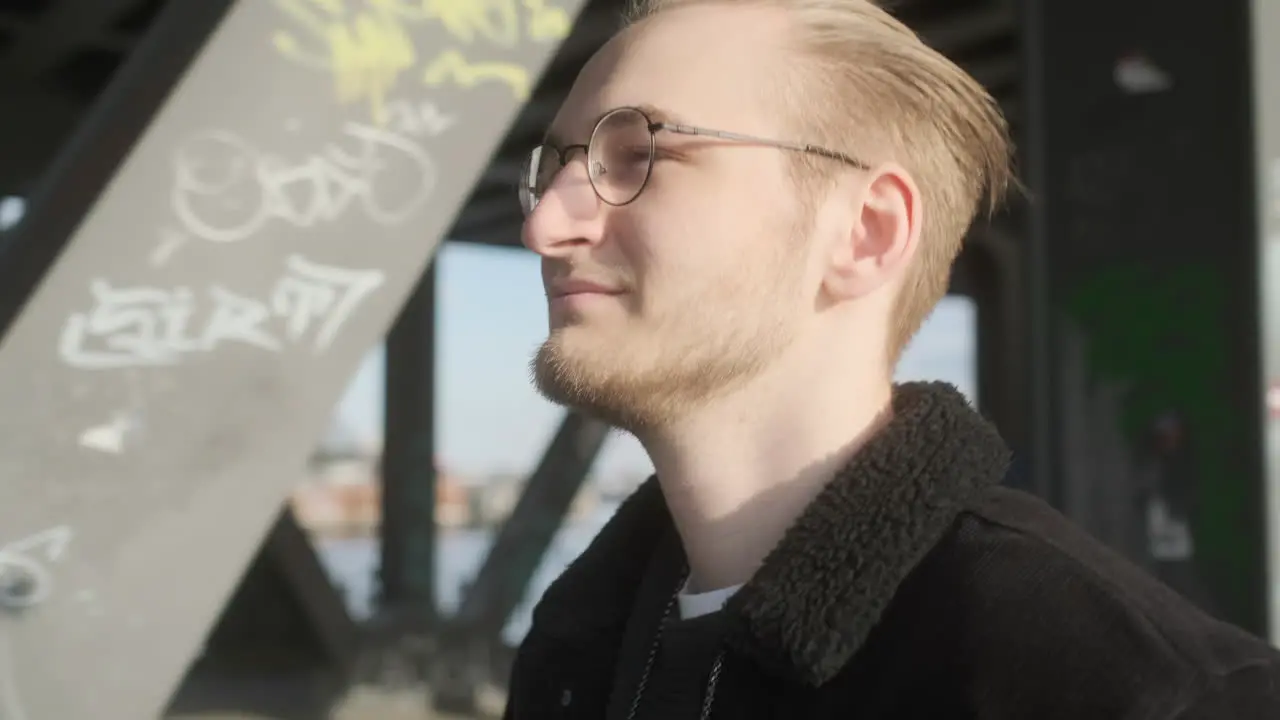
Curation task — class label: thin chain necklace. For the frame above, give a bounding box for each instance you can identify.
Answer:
[623,576,725,720]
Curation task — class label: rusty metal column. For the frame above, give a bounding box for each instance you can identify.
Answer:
[380,257,439,628]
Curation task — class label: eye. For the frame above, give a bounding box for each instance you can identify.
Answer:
[651,146,682,162]
[620,146,651,164]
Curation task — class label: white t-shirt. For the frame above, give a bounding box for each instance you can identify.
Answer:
[677,582,743,619]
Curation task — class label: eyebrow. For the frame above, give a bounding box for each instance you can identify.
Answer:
[543,103,690,147]
[632,103,687,126]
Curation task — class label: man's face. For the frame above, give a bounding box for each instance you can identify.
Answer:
[524,5,818,431]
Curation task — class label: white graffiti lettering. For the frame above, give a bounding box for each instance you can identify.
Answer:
[58,255,385,369]
[383,98,457,137]
[0,526,73,612]
[170,123,438,244]
[271,254,384,351]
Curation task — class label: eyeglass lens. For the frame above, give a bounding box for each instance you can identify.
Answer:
[519,107,655,215]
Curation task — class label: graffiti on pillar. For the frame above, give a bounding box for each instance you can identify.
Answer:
[49,0,510,375]
[1062,263,1247,613]
[57,254,385,370]
[51,83,471,371]
[159,97,452,256]
[269,0,574,122]
[0,524,68,720]
[168,122,444,245]
[0,526,73,612]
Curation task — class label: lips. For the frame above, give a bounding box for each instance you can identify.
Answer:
[547,278,625,299]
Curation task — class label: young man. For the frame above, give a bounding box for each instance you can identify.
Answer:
[506,0,1280,717]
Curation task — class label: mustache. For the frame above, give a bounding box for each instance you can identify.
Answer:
[541,264,633,291]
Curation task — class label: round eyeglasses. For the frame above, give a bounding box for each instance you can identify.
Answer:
[518,106,870,216]
[519,106,656,215]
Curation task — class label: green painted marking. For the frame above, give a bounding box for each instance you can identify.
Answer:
[1066,263,1255,623]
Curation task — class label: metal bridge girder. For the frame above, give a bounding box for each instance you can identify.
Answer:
[0,0,587,718]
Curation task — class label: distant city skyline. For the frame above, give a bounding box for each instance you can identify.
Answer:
[325,241,976,482]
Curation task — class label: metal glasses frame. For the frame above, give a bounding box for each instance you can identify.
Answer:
[520,105,871,214]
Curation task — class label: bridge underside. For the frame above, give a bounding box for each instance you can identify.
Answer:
[0,1,1273,718]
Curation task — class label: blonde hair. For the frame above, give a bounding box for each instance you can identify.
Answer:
[625,0,1015,361]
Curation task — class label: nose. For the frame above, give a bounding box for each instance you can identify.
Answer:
[521,161,605,259]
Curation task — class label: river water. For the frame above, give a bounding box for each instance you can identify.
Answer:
[313,504,617,645]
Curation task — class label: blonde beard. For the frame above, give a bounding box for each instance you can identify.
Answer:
[530,230,807,433]
[532,316,789,432]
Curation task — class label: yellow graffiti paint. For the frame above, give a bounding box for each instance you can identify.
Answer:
[522,0,571,42]
[421,0,521,46]
[273,0,418,123]
[271,0,573,117]
[370,0,569,45]
[422,49,531,101]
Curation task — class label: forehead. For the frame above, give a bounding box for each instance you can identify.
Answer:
[550,4,793,142]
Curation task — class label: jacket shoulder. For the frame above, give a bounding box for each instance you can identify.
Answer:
[917,485,1280,718]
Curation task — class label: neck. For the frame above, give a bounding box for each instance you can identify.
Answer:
[638,351,893,593]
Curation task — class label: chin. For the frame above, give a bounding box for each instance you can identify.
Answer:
[531,309,791,431]
[531,334,660,431]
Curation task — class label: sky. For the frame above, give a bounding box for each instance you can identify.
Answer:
[327,241,976,481]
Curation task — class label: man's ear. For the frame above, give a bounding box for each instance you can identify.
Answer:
[822,163,922,301]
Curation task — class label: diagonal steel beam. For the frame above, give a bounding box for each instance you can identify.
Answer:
[0,0,588,718]
[451,411,610,635]
[433,410,608,712]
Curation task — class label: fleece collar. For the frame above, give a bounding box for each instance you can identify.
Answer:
[529,381,1011,686]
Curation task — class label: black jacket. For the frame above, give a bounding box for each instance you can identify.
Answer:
[504,383,1280,719]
